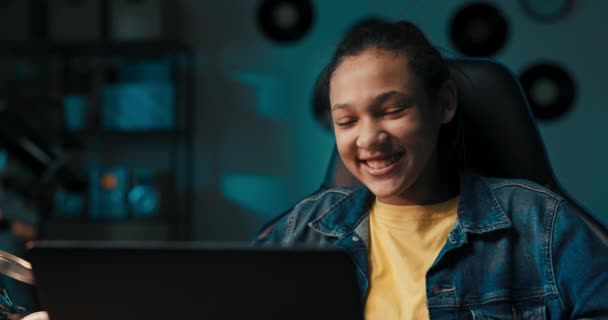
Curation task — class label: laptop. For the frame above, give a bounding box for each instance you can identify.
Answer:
[26,241,363,320]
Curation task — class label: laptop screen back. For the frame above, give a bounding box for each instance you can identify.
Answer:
[27,242,362,320]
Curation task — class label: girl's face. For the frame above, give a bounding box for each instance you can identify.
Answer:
[329,49,456,205]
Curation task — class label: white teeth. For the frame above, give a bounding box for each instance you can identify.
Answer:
[365,154,401,169]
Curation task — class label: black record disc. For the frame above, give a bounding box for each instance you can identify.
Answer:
[519,63,576,121]
[520,0,574,23]
[450,3,509,57]
[257,0,314,44]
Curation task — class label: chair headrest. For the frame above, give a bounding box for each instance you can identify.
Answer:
[450,58,557,188]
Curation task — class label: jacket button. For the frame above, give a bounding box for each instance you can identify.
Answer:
[352,236,360,242]
[448,234,457,244]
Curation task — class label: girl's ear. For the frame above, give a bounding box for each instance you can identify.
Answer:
[438,80,457,124]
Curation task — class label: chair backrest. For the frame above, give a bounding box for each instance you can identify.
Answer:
[321,58,608,244]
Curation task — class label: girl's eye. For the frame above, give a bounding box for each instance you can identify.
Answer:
[383,106,407,115]
[335,119,356,127]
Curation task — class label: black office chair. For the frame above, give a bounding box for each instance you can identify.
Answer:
[321,58,608,245]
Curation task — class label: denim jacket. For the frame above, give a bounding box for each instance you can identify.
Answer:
[256,172,608,319]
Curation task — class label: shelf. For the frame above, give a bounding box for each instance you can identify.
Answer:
[0,40,195,241]
[66,129,190,138]
[0,40,191,57]
[42,218,173,241]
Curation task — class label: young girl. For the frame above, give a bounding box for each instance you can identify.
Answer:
[257,19,608,319]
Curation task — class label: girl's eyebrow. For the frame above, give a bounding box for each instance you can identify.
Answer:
[331,102,350,112]
[373,90,413,106]
[331,90,413,112]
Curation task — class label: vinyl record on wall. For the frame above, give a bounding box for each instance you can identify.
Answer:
[257,0,314,44]
[450,3,509,57]
[519,63,577,121]
[520,0,574,23]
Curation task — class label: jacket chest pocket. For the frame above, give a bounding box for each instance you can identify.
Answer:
[469,300,546,320]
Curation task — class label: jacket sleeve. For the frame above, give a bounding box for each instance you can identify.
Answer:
[551,200,608,319]
[252,209,291,246]
[251,187,329,245]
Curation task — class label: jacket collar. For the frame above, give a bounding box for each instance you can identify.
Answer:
[308,185,374,238]
[309,172,512,238]
[456,172,512,233]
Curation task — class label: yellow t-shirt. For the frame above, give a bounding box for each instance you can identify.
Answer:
[364,196,459,320]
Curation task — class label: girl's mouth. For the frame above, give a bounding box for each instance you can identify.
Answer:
[360,152,405,176]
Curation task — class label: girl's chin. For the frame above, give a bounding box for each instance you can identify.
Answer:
[365,183,403,200]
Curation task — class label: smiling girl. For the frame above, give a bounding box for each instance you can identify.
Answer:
[257,19,608,319]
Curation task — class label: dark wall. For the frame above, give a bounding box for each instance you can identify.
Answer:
[181,0,607,240]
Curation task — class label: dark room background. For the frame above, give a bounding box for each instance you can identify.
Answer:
[0,0,605,246]
[184,0,608,241]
